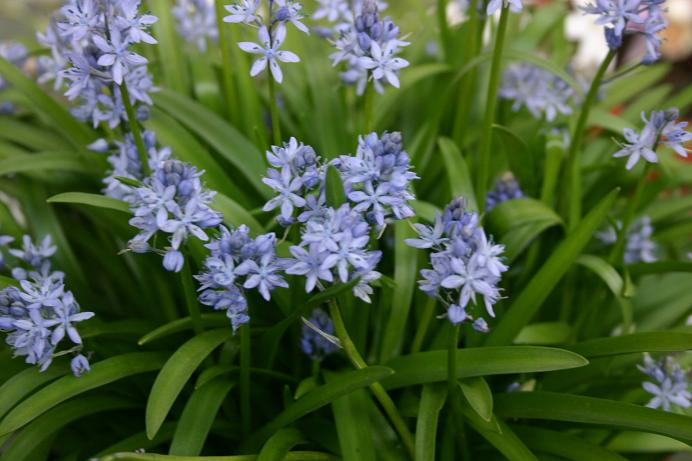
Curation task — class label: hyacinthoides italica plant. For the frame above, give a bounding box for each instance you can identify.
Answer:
[2,0,692,459]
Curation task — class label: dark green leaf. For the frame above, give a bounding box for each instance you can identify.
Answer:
[512,426,628,461]
[0,365,67,420]
[212,193,265,234]
[47,192,131,214]
[325,164,346,208]
[258,428,306,461]
[415,384,447,461]
[566,332,692,358]
[0,152,95,176]
[514,322,571,345]
[138,313,228,346]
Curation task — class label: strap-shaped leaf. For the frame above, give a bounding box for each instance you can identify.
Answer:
[415,384,447,461]
[485,188,619,346]
[0,151,96,176]
[47,192,131,214]
[382,346,587,389]
[0,352,166,436]
[258,428,306,461]
[438,137,478,212]
[0,365,67,420]
[512,426,628,461]
[146,328,233,439]
[495,391,692,445]
[566,332,692,358]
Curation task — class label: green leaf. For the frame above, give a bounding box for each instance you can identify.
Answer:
[485,188,619,346]
[485,198,563,263]
[410,200,441,223]
[47,192,131,214]
[415,384,447,461]
[248,367,394,449]
[0,119,72,152]
[148,0,189,94]
[628,261,692,277]
[0,151,95,176]
[212,193,265,234]
[0,365,67,420]
[325,164,346,208]
[169,378,235,456]
[2,396,136,461]
[382,346,588,389]
[138,313,228,346]
[576,254,632,330]
[93,423,177,459]
[258,428,306,461]
[0,352,166,436]
[379,220,418,362]
[512,426,628,461]
[0,275,18,289]
[153,90,269,199]
[146,328,233,439]
[588,108,631,133]
[459,377,493,422]
[0,57,94,147]
[566,332,692,358]
[601,65,670,108]
[514,322,571,345]
[492,125,536,195]
[494,391,692,444]
[438,137,478,211]
[607,431,692,453]
[305,277,361,308]
[97,452,340,460]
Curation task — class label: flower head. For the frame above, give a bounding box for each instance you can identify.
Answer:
[485,173,524,212]
[638,354,691,412]
[238,25,300,83]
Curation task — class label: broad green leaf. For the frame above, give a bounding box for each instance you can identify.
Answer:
[0,119,70,152]
[327,370,376,461]
[438,137,478,211]
[169,378,235,456]
[0,57,94,147]
[2,396,136,461]
[80,318,155,340]
[380,220,418,362]
[0,365,67,420]
[577,254,633,330]
[325,164,347,208]
[601,65,670,108]
[644,195,692,223]
[459,377,493,422]
[485,198,563,263]
[47,192,131,214]
[146,328,233,439]
[494,391,692,444]
[153,90,269,199]
[0,151,95,176]
[138,313,228,345]
[607,431,692,453]
[258,428,306,461]
[248,367,394,449]
[485,188,619,346]
[588,108,631,133]
[628,261,692,277]
[382,346,588,389]
[415,384,447,461]
[514,322,571,345]
[512,426,628,461]
[0,352,167,436]
[492,125,536,195]
[566,332,692,358]
[0,275,18,289]
[212,193,265,234]
[149,0,189,94]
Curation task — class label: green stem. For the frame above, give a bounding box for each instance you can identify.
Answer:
[214,0,238,125]
[363,83,376,133]
[180,261,203,335]
[451,0,481,145]
[268,75,282,145]
[564,50,616,230]
[120,81,150,176]
[240,323,252,437]
[410,297,436,354]
[476,6,510,210]
[447,324,460,401]
[608,163,652,266]
[437,0,450,62]
[328,299,415,458]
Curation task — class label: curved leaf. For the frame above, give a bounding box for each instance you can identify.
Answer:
[0,365,67,420]
[0,352,167,436]
[494,391,692,444]
[514,322,571,345]
[485,198,563,263]
[98,451,340,460]
[415,384,447,461]
[382,346,587,389]
[138,313,228,345]
[459,377,493,422]
[628,261,692,277]
[258,428,306,461]
[512,426,628,461]
[212,193,265,234]
[438,137,477,211]
[485,188,619,346]
[566,332,692,358]
[169,378,235,456]
[330,387,376,461]
[47,192,130,214]
[576,254,633,330]
[0,152,95,176]
[146,328,233,439]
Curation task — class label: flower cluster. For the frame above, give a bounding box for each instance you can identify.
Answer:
[406,198,508,331]
[486,0,523,15]
[196,225,287,332]
[485,173,524,212]
[312,0,387,37]
[596,216,658,263]
[126,159,224,272]
[581,0,668,64]
[330,1,409,95]
[224,0,307,83]
[499,63,576,122]
[300,308,339,361]
[613,108,691,170]
[638,353,691,412]
[0,235,94,376]
[38,0,158,128]
[0,42,29,114]
[173,0,219,52]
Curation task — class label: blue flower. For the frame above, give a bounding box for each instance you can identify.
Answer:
[486,0,522,15]
[301,308,340,360]
[485,173,524,212]
[9,235,57,268]
[93,27,148,85]
[223,0,260,24]
[238,25,300,83]
[597,216,658,264]
[173,0,218,52]
[71,354,91,377]
[286,245,334,293]
[638,354,691,412]
[114,0,158,45]
[275,0,310,34]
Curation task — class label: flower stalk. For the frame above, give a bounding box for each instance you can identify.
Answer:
[120,81,150,176]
